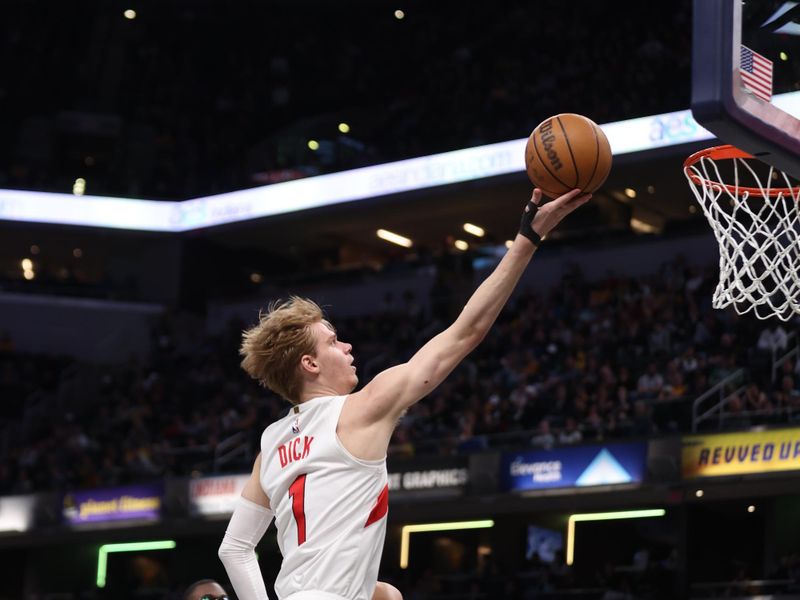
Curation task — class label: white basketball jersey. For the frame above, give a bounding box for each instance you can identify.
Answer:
[260,395,389,600]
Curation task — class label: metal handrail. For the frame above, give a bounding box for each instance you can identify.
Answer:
[213,431,250,471]
[691,368,745,432]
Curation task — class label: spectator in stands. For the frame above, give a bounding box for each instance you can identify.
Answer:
[724,394,752,430]
[757,322,789,355]
[558,417,583,445]
[531,418,555,449]
[637,363,664,399]
[631,401,657,436]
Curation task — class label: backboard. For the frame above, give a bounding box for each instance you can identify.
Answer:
[692,0,800,178]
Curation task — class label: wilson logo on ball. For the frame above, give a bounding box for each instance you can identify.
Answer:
[539,119,563,171]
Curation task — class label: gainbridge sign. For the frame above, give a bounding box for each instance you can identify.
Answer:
[682,428,800,479]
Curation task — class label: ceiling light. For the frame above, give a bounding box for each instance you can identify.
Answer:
[23,270,35,281]
[30,245,40,255]
[97,541,176,588]
[781,51,788,61]
[250,273,263,284]
[747,505,755,513]
[21,259,33,270]
[624,187,637,199]
[307,140,320,151]
[338,123,350,133]
[463,223,485,237]
[630,217,657,234]
[454,240,469,251]
[567,509,665,566]
[73,248,83,258]
[505,240,514,249]
[695,489,704,498]
[400,520,493,569]
[124,9,136,19]
[394,9,405,19]
[377,229,412,248]
[73,178,86,196]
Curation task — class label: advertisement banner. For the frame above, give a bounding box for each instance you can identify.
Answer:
[189,475,250,517]
[502,443,647,492]
[387,457,469,498]
[63,484,163,525]
[682,428,800,479]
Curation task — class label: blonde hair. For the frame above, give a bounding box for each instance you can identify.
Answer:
[240,296,325,404]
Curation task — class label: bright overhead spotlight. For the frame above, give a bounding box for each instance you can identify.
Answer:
[780,51,789,61]
[695,489,704,498]
[463,223,485,237]
[377,229,412,248]
[454,240,469,251]
[747,505,756,513]
[307,140,320,151]
[23,270,35,281]
[21,259,33,270]
[394,9,405,19]
[624,187,637,199]
[338,122,350,133]
[124,9,137,19]
[505,240,514,249]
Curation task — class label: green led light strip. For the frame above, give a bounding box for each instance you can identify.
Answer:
[400,520,494,569]
[96,540,177,588]
[567,509,665,565]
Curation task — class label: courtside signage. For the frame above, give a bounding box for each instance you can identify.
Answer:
[502,443,647,492]
[4,92,800,232]
[189,474,250,516]
[62,484,163,525]
[682,428,800,479]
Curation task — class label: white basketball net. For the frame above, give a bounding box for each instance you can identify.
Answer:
[684,148,800,321]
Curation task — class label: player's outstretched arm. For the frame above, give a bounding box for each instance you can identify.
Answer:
[218,454,273,600]
[353,188,591,424]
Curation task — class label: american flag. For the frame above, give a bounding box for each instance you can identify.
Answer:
[740,45,773,102]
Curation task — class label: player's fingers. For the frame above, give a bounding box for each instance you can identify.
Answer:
[532,188,543,205]
[556,189,583,203]
[561,192,591,210]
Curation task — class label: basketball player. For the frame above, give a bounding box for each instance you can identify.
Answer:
[218,188,591,600]
[184,579,229,600]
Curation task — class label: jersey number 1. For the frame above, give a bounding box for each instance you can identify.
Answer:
[289,474,307,545]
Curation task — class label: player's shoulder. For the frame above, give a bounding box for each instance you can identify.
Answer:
[260,395,341,440]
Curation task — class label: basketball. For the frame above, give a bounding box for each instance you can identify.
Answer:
[524,113,612,198]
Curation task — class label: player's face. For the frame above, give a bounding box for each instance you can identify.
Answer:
[312,321,358,392]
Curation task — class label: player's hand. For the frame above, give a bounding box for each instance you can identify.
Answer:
[522,188,592,242]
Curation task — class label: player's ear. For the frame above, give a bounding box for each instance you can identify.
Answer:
[300,354,319,374]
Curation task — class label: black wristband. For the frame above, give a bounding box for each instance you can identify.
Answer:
[519,200,542,247]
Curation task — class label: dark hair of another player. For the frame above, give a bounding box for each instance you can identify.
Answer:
[183,579,220,600]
